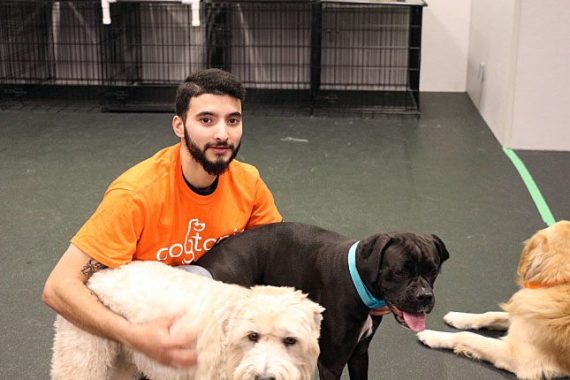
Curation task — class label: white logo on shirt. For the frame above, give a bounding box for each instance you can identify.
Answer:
[156,218,241,264]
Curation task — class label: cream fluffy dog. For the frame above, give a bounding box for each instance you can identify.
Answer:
[51,261,324,380]
[418,220,570,379]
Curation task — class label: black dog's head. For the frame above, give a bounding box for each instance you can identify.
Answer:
[357,232,449,332]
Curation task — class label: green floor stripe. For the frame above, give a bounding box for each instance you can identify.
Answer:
[503,148,556,226]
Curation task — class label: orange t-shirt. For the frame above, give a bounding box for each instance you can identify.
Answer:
[71,143,282,268]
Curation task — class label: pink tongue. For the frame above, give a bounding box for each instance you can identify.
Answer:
[403,312,426,332]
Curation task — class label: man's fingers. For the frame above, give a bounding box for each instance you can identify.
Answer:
[126,315,198,368]
[161,311,185,326]
[157,314,197,349]
[167,333,196,348]
[168,348,198,368]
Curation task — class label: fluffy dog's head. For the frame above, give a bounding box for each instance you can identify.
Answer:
[222,286,324,380]
[358,232,449,332]
[517,220,570,288]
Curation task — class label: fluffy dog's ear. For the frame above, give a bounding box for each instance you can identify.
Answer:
[286,289,325,335]
[218,303,240,336]
[311,303,325,335]
[430,234,450,264]
[290,289,325,335]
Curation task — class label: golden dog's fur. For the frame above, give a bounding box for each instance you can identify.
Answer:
[51,261,324,380]
[418,220,570,379]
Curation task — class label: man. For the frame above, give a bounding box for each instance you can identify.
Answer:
[42,68,282,368]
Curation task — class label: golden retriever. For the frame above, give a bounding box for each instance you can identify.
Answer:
[418,220,570,380]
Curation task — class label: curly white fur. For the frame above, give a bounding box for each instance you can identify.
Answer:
[51,261,324,380]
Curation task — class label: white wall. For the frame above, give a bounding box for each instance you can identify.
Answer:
[420,0,472,92]
[509,0,570,150]
[464,0,570,150]
[465,0,519,146]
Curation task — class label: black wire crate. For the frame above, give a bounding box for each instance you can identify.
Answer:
[0,0,426,116]
[0,0,106,85]
[315,1,423,114]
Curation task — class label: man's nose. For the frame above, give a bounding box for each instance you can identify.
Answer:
[212,122,229,141]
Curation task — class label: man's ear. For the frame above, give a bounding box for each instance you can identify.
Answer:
[172,115,185,138]
[431,234,450,264]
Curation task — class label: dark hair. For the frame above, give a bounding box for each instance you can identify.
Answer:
[175,68,246,120]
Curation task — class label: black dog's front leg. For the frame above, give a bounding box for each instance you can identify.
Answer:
[317,361,344,380]
[316,318,356,380]
[347,316,382,380]
[347,353,368,380]
[317,312,373,380]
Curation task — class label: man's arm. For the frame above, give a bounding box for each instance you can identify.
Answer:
[42,244,197,368]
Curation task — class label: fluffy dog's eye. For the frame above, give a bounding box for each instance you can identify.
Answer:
[247,332,259,342]
[283,337,297,346]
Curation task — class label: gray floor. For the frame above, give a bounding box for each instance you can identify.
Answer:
[1,93,568,379]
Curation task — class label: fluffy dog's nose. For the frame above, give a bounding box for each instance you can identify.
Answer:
[255,376,276,380]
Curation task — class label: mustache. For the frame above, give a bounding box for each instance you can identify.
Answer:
[205,142,235,150]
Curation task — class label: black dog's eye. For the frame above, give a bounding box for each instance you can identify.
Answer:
[248,332,259,342]
[423,268,438,280]
[393,269,406,278]
[283,337,297,347]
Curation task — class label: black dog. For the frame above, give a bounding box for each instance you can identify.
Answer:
[197,222,449,380]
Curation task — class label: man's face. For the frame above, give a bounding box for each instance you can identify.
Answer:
[182,93,243,176]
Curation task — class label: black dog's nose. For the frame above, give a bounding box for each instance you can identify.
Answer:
[255,376,276,380]
[416,288,434,305]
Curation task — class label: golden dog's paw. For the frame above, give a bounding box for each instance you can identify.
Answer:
[417,330,455,350]
[444,312,479,329]
[454,344,480,360]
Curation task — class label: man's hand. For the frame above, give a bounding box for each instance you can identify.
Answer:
[125,314,198,368]
[43,245,197,369]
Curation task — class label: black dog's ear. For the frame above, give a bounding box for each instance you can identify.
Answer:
[431,234,450,264]
[356,234,393,283]
[358,234,392,260]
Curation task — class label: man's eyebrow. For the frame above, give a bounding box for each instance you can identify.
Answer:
[195,111,215,117]
[194,111,242,118]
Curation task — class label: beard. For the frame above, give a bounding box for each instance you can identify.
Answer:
[183,127,240,176]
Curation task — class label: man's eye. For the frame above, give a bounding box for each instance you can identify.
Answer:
[228,118,241,126]
[199,117,213,124]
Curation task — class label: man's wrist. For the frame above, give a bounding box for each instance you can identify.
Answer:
[107,316,137,348]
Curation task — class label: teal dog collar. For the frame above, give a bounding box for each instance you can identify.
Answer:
[348,241,386,309]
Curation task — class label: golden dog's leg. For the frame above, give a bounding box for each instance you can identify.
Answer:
[444,311,510,330]
[418,330,515,374]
